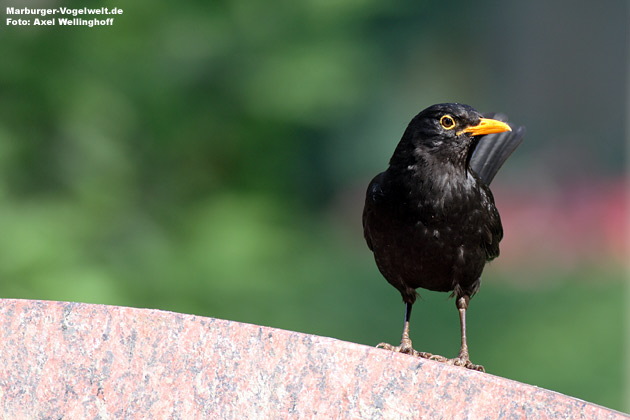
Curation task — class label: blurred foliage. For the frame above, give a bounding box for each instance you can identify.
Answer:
[0,0,626,412]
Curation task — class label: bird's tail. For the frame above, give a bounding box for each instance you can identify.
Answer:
[469,113,525,185]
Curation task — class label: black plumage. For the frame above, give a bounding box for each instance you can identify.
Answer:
[470,113,526,185]
[363,103,524,371]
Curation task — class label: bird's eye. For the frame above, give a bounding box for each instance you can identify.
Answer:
[440,115,456,130]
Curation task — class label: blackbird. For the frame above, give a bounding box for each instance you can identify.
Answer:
[363,103,524,371]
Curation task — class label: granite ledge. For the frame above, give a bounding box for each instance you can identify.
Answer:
[0,299,626,419]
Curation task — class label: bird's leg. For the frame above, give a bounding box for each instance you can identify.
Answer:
[377,302,417,355]
[377,303,444,360]
[397,302,414,353]
[447,296,485,372]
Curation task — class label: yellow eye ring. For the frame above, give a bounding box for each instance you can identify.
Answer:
[440,115,456,130]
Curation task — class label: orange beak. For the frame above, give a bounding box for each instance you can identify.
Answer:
[460,118,512,136]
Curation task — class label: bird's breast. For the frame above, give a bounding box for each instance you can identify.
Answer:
[406,171,483,221]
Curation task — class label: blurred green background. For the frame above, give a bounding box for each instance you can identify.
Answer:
[1,0,627,412]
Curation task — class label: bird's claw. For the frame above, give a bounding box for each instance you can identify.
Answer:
[376,342,419,356]
[446,357,485,372]
[424,353,448,362]
[376,343,444,361]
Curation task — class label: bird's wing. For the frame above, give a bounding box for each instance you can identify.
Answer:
[362,172,386,251]
[469,113,525,186]
[481,184,503,261]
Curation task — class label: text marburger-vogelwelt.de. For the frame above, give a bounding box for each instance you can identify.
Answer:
[6,7,123,27]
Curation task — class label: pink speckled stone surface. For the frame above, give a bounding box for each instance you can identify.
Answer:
[0,299,626,419]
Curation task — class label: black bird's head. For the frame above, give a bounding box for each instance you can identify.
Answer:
[391,103,511,168]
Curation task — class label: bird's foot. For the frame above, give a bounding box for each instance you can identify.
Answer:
[376,341,483,371]
[376,340,445,360]
[445,357,485,372]
[377,335,427,357]
[423,353,449,362]
[376,341,420,356]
